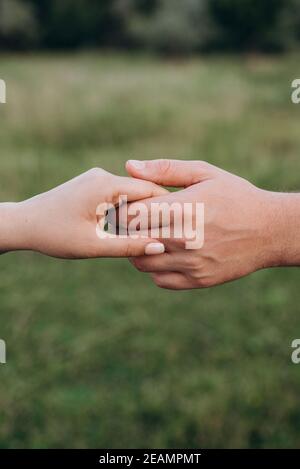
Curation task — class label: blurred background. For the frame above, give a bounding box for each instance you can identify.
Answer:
[1,0,300,449]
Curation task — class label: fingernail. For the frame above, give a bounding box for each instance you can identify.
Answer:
[128,160,146,171]
[145,243,165,256]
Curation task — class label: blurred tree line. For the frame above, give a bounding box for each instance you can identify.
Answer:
[1,0,300,53]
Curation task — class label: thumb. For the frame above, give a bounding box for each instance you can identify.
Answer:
[126,159,217,187]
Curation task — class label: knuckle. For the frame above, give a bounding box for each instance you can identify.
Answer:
[88,167,101,176]
[126,244,140,258]
[175,237,186,247]
[171,237,186,250]
[136,261,147,272]
[132,257,147,272]
[157,159,172,175]
[151,274,165,289]
[156,281,167,290]
[198,160,209,168]
[125,245,132,258]
[88,167,107,180]
[191,270,202,282]
[198,160,214,172]
[196,276,214,288]
[187,258,201,274]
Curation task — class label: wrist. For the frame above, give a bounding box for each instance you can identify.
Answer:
[261,190,300,268]
[0,202,33,253]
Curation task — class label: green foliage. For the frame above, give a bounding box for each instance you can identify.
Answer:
[209,0,289,51]
[125,0,214,54]
[0,0,37,49]
[281,0,300,45]
[27,0,125,48]
[1,0,300,53]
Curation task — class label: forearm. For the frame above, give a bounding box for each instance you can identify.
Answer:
[265,192,300,267]
[0,202,31,253]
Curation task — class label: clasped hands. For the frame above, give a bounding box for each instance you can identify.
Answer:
[1,159,299,290]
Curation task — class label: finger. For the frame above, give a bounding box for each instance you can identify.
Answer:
[126,159,217,187]
[95,218,166,257]
[130,251,188,273]
[102,177,169,232]
[118,191,188,231]
[150,272,192,290]
[97,236,165,258]
[113,176,168,203]
[154,237,188,252]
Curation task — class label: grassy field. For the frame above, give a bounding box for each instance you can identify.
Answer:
[0,52,300,449]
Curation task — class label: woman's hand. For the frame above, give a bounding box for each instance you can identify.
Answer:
[0,168,166,259]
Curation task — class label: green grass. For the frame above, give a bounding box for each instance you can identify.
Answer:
[0,52,300,448]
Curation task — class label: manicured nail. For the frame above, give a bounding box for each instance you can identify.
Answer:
[145,243,165,256]
[128,160,146,171]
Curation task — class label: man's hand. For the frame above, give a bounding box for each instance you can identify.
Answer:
[126,159,300,290]
[0,168,166,259]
